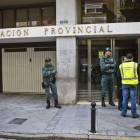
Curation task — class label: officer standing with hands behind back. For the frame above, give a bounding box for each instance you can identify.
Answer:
[42,57,61,109]
[119,54,139,118]
[100,48,116,107]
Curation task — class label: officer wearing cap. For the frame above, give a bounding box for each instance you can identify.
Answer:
[100,48,116,107]
[42,57,61,109]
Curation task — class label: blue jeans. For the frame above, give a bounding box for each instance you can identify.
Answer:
[122,84,137,117]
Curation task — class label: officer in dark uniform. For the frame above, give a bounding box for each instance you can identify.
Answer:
[100,48,116,107]
[138,60,140,105]
[42,57,61,109]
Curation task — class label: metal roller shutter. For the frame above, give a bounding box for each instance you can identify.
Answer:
[2,47,56,93]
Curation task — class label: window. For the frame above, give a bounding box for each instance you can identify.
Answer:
[42,6,56,26]
[16,9,27,27]
[4,48,27,52]
[81,0,108,24]
[28,8,40,26]
[3,10,14,28]
[0,3,56,28]
[34,47,56,51]
[119,0,140,22]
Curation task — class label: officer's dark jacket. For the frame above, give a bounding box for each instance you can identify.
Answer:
[117,60,140,86]
[138,61,140,91]
[116,66,123,100]
[42,64,57,86]
[100,55,116,73]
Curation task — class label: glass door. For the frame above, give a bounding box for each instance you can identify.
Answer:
[90,39,111,101]
[78,39,112,101]
[78,38,138,101]
[114,39,138,92]
[78,39,88,101]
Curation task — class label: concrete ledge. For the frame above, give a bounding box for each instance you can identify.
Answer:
[0,132,140,140]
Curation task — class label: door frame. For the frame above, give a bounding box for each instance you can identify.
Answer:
[77,38,139,102]
[87,39,115,101]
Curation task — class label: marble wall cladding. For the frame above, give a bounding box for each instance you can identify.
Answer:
[56,0,78,25]
[57,78,77,104]
[57,37,76,78]
[56,37,77,104]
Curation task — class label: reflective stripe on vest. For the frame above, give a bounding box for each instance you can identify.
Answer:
[119,62,138,85]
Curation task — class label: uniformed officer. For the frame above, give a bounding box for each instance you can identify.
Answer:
[100,48,116,107]
[117,56,131,111]
[137,60,140,105]
[118,53,139,118]
[42,57,61,109]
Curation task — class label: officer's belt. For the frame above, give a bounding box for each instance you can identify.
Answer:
[103,72,114,75]
[43,75,52,78]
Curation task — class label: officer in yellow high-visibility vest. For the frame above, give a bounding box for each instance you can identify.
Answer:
[118,53,140,118]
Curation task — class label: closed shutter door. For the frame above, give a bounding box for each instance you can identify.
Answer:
[30,47,56,93]
[2,47,56,93]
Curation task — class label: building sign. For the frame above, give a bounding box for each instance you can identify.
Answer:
[99,51,104,58]
[0,23,140,39]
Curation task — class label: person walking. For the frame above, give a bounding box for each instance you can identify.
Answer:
[42,57,61,109]
[117,56,131,111]
[118,53,139,118]
[100,48,116,107]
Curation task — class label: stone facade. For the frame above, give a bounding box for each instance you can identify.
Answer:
[56,0,78,104]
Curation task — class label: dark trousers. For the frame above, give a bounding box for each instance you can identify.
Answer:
[101,73,114,98]
[45,82,58,100]
[118,99,123,108]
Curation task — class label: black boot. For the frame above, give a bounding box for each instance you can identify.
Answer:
[102,97,106,107]
[109,97,115,106]
[118,107,122,111]
[55,100,61,108]
[46,100,50,109]
[127,106,131,110]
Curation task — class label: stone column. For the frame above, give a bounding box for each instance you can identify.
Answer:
[56,0,78,25]
[56,0,78,104]
[56,37,77,104]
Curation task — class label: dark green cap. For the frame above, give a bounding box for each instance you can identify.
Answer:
[45,57,51,62]
[105,47,111,52]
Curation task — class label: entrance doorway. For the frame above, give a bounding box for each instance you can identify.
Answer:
[77,38,138,101]
[78,39,112,101]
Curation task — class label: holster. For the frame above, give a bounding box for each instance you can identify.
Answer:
[52,76,56,84]
[42,82,45,89]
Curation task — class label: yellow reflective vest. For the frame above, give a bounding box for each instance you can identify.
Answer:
[119,61,138,85]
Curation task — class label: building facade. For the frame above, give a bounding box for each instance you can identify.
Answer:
[0,0,140,104]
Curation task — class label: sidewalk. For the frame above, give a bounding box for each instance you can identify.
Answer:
[0,93,140,140]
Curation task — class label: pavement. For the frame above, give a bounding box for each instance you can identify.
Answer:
[0,93,140,140]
